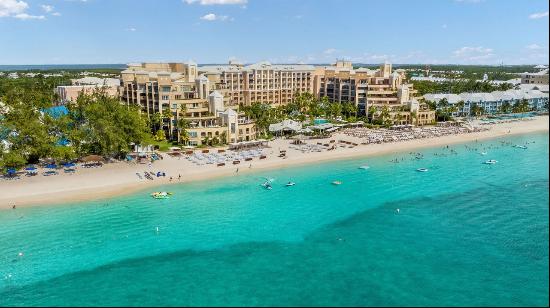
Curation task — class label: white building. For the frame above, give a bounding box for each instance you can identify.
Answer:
[424,89,549,116]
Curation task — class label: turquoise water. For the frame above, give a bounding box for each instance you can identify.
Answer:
[0,132,548,306]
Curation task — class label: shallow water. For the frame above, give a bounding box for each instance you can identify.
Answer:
[1,132,548,306]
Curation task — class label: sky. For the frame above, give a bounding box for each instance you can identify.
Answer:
[0,0,548,65]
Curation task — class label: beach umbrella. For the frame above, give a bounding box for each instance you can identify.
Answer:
[63,162,76,168]
[25,166,37,171]
[81,155,104,162]
[46,164,57,169]
[7,168,17,175]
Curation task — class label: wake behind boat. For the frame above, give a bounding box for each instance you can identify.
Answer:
[417,168,429,172]
[513,145,528,149]
[358,165,370,170]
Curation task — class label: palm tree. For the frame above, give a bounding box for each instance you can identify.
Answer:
[456,101,465,117]
[367,105,377,124]
[176,118,189,145]
[162,108,173,139]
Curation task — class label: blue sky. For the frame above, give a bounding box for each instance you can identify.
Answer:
[0,0,548,65]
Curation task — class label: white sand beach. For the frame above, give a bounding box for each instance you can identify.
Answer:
[1,116,548,209]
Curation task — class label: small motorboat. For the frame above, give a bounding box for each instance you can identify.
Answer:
[513,145,527,149]
[285,182,296,187]
[332,181,342,185]
[261,182,273,190]
[151,192,173,199]
[417,168,429,172]
[358,165,370,170]
[483,160,498,165]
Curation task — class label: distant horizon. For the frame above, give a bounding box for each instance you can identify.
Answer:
[1,62,548,72]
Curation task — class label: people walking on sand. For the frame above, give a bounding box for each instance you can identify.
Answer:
[169,176,173,182]
[178,174,182,181]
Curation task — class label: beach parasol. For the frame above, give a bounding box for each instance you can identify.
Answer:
[46,164,57,169]
[25,166,37,171]
[7,168,17,175]
[62,162,76,168]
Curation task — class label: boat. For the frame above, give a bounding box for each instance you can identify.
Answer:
[261,182,273,190]
[151,192,173,199]
[513,145,527,149]
[358,165,370,170]
[332,181,342,185]
[285,182,296,187]
[416,168,429,172]
[483,160,498,165]
[480,152,488,156]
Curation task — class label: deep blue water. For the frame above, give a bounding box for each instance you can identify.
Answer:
[0,132,548,306]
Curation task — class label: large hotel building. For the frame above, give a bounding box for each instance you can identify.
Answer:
[120,60,435,145]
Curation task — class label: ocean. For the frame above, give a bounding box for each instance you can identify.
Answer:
[0,132,548,306]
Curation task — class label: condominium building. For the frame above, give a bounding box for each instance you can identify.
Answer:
[121,62,256,146]
[424,89,549,116]
[521,68,549,85]
[314,61,435,126]
[199,61,316,106]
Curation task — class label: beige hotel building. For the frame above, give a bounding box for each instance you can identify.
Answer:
[121,60,435,145]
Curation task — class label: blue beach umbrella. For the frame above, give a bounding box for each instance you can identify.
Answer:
[46,164,57,169]
[62,162,76,168]
[25,166,37,171]
[7,168,17,175]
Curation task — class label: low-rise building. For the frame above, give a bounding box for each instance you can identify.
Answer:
[424,89,549,116]
[521,68,549,85]
[55,77,120,104]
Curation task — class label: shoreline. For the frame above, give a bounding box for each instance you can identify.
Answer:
[1,116,548,209]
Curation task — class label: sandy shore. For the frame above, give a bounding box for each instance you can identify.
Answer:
[1,116,548,209]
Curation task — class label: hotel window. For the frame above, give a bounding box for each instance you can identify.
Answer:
[162,95,169,100]
[162,86,171,92]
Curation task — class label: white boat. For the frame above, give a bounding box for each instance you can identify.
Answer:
[285,182,296,187]
[417,168,429,172]
[483,160,498,165]
[358,165,370,170]
[331,181,342,185]
[261,182,273,190]
[514,145,527,149]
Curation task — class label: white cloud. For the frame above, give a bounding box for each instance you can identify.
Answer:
[51,11,60,16]
[526,44,543,50]
[200,13,231,21]
[1,0,46,20]
[125,27,137,32]
[40,4,53,12]
[452,46,495,62]
[14,12,45,20]
[0,0,28,17]
[184,0,246,5]
[529,11,549,19]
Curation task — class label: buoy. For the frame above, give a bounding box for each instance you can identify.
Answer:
[155,227,159,233]
[18,252,23,257]
[396,209,400,214]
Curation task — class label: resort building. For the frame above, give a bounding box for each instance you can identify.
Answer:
[314,61,435,126]
[424,89,549,116]
[199,61,316,106]
[55,77,120,104]
[120,62,256,146]
[521,68,549,85]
